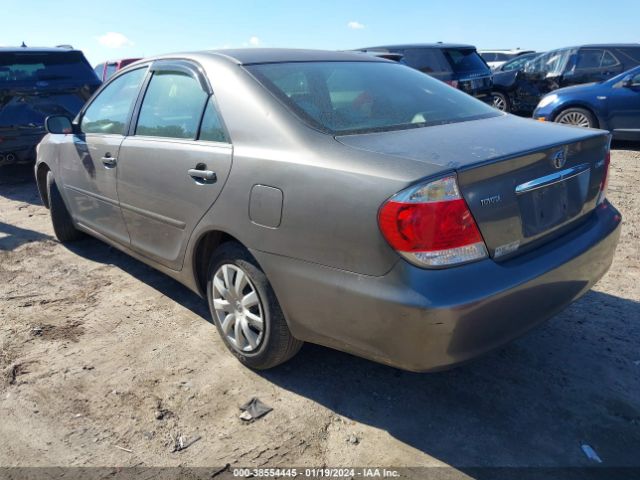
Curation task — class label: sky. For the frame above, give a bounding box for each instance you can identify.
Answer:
[2,0,639,66]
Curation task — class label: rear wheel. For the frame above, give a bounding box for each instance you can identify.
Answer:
[46,172,83,243]
[491,92,510,112]
[206,242,302,369]
[555,108,596,128]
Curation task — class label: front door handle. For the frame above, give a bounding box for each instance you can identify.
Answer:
[188,168,216,182]
[101,155,117,168]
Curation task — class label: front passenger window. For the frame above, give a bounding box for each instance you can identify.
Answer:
[136,71,208,139]
[81,68,146,135]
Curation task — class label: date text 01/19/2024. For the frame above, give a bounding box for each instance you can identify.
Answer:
[231,468,401,478]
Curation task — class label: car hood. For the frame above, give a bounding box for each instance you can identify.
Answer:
[550,82,601,96]
[335,114,604,169]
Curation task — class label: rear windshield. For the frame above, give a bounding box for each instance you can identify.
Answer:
[396,48,452,73]
[442,49,490,73]
[246,61,500,135]
[0,51,98,85]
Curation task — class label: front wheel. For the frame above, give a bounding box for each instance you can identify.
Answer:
[555,108,596,128]
[46,172,83,243]
[491,92,510,112]
[206,242,303,369]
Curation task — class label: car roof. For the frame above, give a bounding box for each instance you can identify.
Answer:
[193,48,388,65]
[578,43,640,48]
[0,46,81,53]
[479,49,534,53]
[360,43,477,50]
[554,43,640,50]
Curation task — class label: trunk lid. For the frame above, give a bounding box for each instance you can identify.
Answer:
[336,115,609,260]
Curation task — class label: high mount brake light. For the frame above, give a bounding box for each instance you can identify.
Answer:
[378,176,488,268]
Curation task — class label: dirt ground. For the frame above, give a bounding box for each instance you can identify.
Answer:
[1,145,639,476]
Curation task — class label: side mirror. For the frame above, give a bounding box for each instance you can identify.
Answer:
[45,115,74,134]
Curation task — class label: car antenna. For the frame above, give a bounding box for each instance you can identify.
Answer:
[21,41,27,48]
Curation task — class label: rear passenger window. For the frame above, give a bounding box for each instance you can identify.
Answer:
[136,71,208,139]
[199,97,229,143]
[576,49,604,69]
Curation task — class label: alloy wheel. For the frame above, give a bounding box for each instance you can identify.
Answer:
[212,264,264,353]
[492,94,507,112]
[557,111,591,128]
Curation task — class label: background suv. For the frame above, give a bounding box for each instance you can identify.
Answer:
[492,44,640,114]
[0,45,100,167]
[357,43,493,101]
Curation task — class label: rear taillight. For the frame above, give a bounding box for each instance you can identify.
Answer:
[378,175,488,268]
[445,79,459,88]
[596,143,611,205]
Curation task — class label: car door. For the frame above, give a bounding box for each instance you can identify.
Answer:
[569,49,623,85]
[116,61,233,270]
[608,71,640,136]
[58,66,148,245]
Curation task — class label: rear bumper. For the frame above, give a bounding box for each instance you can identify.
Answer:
[253,202,621,372]
[0,132,44,166]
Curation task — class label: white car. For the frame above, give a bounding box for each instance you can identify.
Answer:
[480,49,536,70]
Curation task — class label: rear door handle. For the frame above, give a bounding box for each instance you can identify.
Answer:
[101,155,117,168]
[188,169,216,182]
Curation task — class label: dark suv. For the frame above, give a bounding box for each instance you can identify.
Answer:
[492,44,640,114]
[0,46,100,167]
[357,43,493,101]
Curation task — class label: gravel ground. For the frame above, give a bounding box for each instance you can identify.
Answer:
[0,145,639,477]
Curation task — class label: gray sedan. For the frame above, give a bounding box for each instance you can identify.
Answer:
[36,49,621,371]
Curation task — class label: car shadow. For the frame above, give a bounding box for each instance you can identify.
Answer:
[258,289,640,472]
[0,164,35,184]
[63,237,210,321]
[0,221,52,251]
[58,233,640,471]
[0,165,41,205]
[611,140,640,152]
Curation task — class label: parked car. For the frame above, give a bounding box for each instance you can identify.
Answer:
[356,43,493,101]
[479,49,535,70]
[37,49,620,372]
[533,66,640,141]
[94,58,142,82]
[0,46,100,167]
[491,44,640,115]
[490,53,541,111]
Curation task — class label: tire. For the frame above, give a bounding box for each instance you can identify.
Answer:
[46,171,83,243]
[554,107,596,129]
[491,92,510,112]
[206,241,303,369]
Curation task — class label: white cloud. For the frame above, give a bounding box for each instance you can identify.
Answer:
[347,21,365,30]
[249,36,260,47]
[97,32,133,49]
